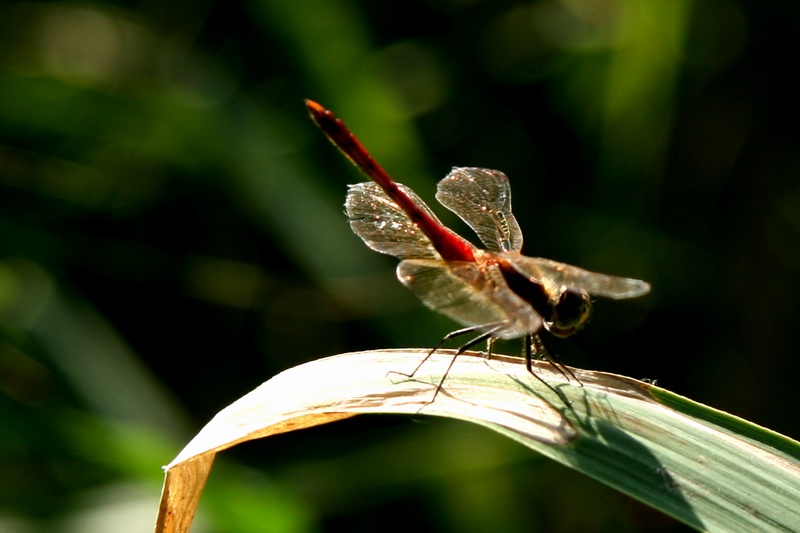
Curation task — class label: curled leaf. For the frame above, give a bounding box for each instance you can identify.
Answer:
[155,349,800,533]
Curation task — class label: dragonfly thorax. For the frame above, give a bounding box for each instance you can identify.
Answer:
[496,261,589,338]
[500,262,593,338]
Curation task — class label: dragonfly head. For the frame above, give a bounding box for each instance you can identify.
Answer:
[544,288,592,338]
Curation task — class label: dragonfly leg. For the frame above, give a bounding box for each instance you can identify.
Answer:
[427,329,495,404]
[518,335,569,404]
[390,325,484,380]
[388,323,506,404]
[484,337,496,360]
[526,334,582,385]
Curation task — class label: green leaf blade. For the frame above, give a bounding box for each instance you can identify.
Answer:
[159,350,800,533]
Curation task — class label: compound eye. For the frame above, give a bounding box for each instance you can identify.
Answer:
[546,289,592,338]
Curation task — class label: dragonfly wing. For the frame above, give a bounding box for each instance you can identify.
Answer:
[346,182,443,260]
[505,254,651,299]
[397,258,541,339]
[435,168,523,253]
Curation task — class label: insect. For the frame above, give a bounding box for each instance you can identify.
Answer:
[306,99,650,401]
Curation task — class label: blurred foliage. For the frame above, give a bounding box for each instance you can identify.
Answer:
[0,0,797,531]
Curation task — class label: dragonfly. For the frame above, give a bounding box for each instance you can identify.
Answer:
[306,99,650,402]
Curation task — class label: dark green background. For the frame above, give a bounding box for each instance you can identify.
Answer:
[1,0,797,531]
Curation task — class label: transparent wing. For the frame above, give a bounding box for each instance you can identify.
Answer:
[435,167,523,253]
[396,258,542,339]
[504,254,651,299]
[346,182,442,260]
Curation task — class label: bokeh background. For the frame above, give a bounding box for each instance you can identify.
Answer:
[1,0,798,531]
